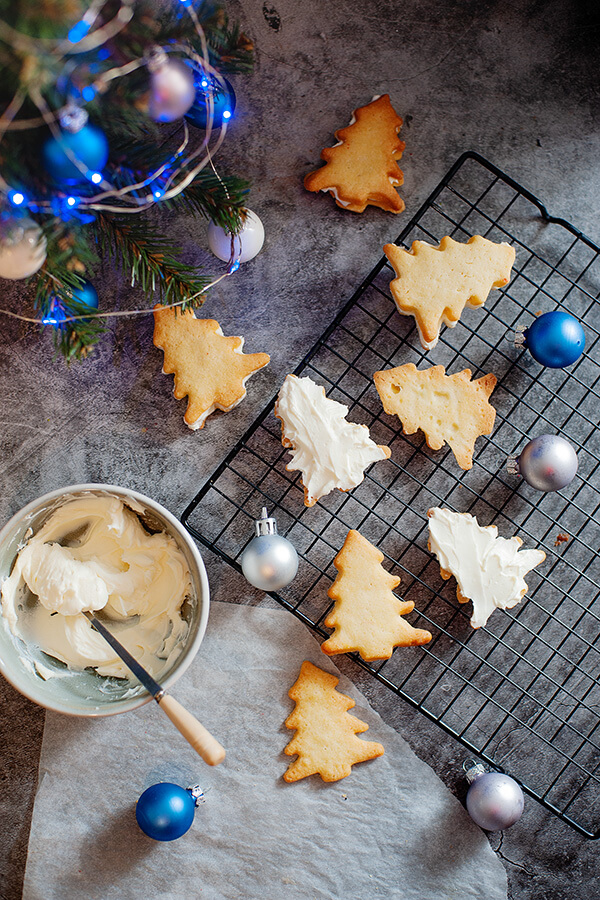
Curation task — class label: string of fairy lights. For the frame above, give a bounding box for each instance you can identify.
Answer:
[0,0,242,326]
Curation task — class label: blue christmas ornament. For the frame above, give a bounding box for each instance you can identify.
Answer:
[523,310,585,368]
[136,782,204,842]
[41,124,109,184]
[72,279,99,310]
[185,74,236,129]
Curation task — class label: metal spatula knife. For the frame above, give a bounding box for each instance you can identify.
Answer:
[82,610,225,766]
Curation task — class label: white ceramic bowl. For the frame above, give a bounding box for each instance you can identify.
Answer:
[0,484,209,717]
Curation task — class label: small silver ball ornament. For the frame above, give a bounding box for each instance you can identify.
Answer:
[147,47,196,123]
[241,508,299,592]
[0,217,47,280]
[465,762,524,831]
[508,434,578,492]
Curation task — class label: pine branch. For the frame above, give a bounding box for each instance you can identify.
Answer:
[34,221,106,362]
[92,213,211,311]
[163,171,250,231]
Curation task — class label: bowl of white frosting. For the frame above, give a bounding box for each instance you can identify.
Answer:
[0,484,209,716]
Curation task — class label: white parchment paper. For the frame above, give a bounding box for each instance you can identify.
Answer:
[22,601,507,900]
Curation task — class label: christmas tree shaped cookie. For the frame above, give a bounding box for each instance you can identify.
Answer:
[283,660,385,783]
[153,306,270,430]
[304,94,405,213]
[322,529,432,661]
[275,374,391,507]
[427,507,546,628]
[373,363,497,470]
[383,235,515,349]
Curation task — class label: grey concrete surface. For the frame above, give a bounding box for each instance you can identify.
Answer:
[1,1,599,897]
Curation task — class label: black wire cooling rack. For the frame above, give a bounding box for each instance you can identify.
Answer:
[182,151,600,838]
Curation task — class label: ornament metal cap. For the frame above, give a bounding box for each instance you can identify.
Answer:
[187,784,206,806]
[59,104,89,134]
[255,506,278,537]
[513,325,527,350]
[146,45,169,72]
[463,759,487,784]
[506,454,520,476]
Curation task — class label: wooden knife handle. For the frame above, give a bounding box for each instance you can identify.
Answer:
[157,694,226,766]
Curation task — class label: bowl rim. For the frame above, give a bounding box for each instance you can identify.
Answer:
[0,483,210,717]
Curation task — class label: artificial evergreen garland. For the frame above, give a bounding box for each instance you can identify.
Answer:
[0,0,253,360]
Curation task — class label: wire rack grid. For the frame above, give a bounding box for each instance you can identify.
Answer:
[182,151,600,838]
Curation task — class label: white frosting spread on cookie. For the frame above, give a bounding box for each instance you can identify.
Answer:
[1,495,191,679]
[275,374,390,505]
[427,507,545,628]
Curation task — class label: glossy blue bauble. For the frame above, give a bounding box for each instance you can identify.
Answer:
[185,76,236,129]
[72,280,98,309]
[524,310,585,368]
[136,782,196,842]
[41,124,109,184]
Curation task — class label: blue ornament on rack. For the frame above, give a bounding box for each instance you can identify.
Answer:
[520,310,585,368]
[71,279,99,310]
[185,74,236,129]
[136,782,204,842]
[464,761,524,831]
[508,433,578,492]
[41,123,108,184]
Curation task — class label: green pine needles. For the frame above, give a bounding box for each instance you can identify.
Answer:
[0,0,253,361]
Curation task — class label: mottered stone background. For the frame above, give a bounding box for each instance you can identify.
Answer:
[1,1,599,897]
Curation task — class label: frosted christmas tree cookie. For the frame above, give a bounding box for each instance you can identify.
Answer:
[427,507,545,628]
[274,374,390,507]
[383,235,515,349]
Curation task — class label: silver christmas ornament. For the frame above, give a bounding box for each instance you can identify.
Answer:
[147,47,196,123]
[241,507,299,592]
[208,209,265,264]
[464,762,524,831]
[508,433,578,492]
[0,217,47,280]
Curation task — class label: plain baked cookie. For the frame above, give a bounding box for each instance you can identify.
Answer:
[383,235,515,349]
[153,305,270,430]
[304,94,405,213]
[283,660,385,782]
[373,363,497,470]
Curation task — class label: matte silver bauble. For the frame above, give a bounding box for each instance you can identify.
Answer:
[0,217,47,280]
[512,433,578,492]
[208,209,265,264]
[465,762,524,831]
[241,508,298,592]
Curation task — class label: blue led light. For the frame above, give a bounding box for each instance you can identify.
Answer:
[87,171,103,184]
[222,109,232,120]
[42,302,66,327]
[229,258,240,273]
[8,190,25,206]
[66,196,78,207]
[97,48,110,60]
[67,19,92,43]
[153,189,165,200]
[82,85,96,102]
[201,79,209,88]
